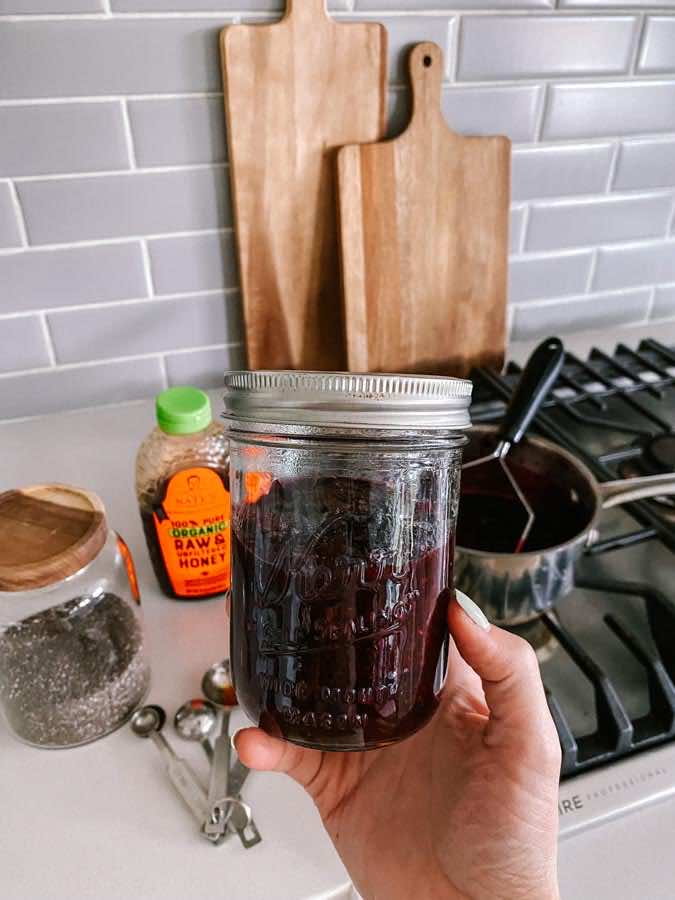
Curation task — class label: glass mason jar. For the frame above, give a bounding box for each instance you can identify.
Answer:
[0,485,150,748]
[223,372,472,751]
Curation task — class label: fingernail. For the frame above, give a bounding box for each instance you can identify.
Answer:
[455,590,491,631]
[230,728,242,751]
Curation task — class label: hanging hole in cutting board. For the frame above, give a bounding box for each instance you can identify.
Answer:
[423,55,433,67]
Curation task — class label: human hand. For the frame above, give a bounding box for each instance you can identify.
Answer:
[234,591,561,900]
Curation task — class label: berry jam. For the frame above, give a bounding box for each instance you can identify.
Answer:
[230,475,452,751]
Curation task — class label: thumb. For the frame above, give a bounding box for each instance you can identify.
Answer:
[448,591,560,759]
[233,726,323,794]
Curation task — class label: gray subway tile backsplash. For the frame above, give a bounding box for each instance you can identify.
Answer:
[510,207,526,253]
[113,0,348,8]
[17,167,230,244]
[390,85,542,143]
[544,81,675,140]
[512,143,613,202]
[0,358,165,420]
[509,251,594,303]
[377,16,454,83]
[511,288,651,340]
[561,0,675,7]
[652,284,675,320]
[128,98,227,167]
[0,317,51,374]
[48,292,244,363]
[458,16,636,82]
[525,194,673,252]
[593,241,675,291]
[0,1,103,10]
[357,0,551,7]
[638,17,675,74]
[0,183,21,248]
[0,19,229,100]
[0,104,129,177]
[614,138,675,191]
[2,2,675,420]
[148,232,239,295]
[165,343,247,390]
[442,85,543,143]
[0,243,147,313]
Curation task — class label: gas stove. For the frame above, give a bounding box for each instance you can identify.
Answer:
[470,338,675,839]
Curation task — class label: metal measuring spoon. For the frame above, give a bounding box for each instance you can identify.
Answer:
[130,705,211,831]
[201,661,237,822]
[174,698,217,762]
[201,661,260,846]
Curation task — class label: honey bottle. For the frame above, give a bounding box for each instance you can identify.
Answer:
[136,387,230,600]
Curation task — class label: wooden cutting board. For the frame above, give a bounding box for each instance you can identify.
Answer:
[220,0,387,371]
[337,41,511,378]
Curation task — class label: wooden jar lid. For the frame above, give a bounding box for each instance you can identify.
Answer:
[0,484,108,592]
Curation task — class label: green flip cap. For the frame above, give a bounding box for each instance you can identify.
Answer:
[156,386,212,435]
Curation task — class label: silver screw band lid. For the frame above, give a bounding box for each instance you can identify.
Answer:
[222,370,472,434]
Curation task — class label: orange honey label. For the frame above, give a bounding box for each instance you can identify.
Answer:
[244,471,274,505]
[116,534,141,604]
[153,467,230,597]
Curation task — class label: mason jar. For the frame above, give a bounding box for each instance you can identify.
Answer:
[0,484,151,748]
[222,371,472,751]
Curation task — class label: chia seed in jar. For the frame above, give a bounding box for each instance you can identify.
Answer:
[0,485,151,748]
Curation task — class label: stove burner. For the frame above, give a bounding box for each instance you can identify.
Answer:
[506,614,559,663]
[645,433,675,474]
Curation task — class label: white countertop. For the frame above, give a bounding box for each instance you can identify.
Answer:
[3,328,675,900]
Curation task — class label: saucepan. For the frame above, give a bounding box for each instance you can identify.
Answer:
[456,425,675,624]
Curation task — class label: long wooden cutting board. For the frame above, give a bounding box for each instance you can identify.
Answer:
[337,42,510,378]
[221,0,387,371]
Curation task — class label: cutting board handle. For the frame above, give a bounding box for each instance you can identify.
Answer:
[285,0,329,22]
[408,42,446,134]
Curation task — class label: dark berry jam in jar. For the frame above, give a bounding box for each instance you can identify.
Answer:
[223,371,472,751]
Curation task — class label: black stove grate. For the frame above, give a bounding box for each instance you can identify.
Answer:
[469,338,675,777]
[545,578,675,778]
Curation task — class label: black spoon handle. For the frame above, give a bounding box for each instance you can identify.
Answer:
[497,336,565,448]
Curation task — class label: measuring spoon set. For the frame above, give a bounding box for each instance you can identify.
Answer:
[130,659,262,848]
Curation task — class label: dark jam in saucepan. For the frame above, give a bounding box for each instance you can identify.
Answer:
[458,461,592,553]
[231,476,452,751]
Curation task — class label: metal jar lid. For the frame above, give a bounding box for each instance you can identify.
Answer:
[222,370,472,435]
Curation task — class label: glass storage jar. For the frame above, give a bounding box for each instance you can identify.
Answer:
[223,371,472,751]
[0,484,150,748]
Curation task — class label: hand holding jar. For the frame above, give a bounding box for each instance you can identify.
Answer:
[235,592,561,900]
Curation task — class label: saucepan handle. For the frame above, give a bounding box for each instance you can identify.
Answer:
[599,473,675,509]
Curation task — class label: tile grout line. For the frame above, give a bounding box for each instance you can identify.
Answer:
[0,9,666,20]
[13,161,228,184]
[7,181,29,247]
[629,13,647,76]
[643,286,657,324]
[584,249,599,294]
[139,239,155,297]
[38,314,57,367]
[0,93,225,106]
[0,287,240,320]
[0,342,245,381]
[0,226,231,255]
[666,195,675,236]
[604,140,621,193]
[2,73,675,110]
[120,99,137,169]
[534,82,549,143]
[449,15,461,83]
[158,355,169,389]
[518,206,531,254]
